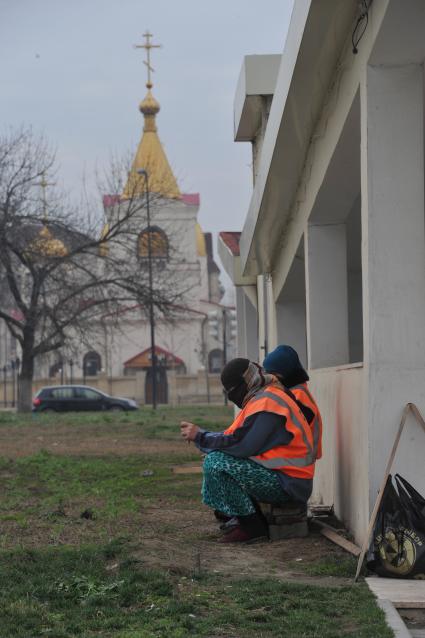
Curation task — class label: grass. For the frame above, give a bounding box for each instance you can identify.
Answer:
[0,449,204,549]
[0,407,394,637]
[289,554,359,578]
[0,540,393,638]
[0,450,201,513]
[0,405,230,440]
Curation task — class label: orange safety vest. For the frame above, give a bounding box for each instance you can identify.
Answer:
[291,383,323,461]
[224,383,315,479]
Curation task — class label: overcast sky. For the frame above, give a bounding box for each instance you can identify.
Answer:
[1,0,293,290]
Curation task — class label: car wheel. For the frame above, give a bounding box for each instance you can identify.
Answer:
[109,405,125,412]
[42,408,56,414]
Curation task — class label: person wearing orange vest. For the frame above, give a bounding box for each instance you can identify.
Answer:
[180,358,315,543]
[263,345,323,461]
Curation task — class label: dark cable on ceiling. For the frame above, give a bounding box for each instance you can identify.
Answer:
[352,0,371,54]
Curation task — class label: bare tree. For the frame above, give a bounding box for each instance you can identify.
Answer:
[0,128,197,411]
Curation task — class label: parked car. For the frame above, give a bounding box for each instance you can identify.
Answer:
[32,385,138,412]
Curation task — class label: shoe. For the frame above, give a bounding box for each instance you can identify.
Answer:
[219,516,239,532]
[219,525,268,544]
[219,513,269,544]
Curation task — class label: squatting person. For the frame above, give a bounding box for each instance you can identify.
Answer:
[180,358,317,544]
[263,345,323,463]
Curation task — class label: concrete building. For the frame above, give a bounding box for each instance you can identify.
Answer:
[219,0,425,543]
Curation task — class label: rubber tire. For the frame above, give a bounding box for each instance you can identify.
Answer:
[109,405,125,412]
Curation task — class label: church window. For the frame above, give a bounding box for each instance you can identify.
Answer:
[137,226,168,260]
[83,351,101,376]
[208,348,223,373]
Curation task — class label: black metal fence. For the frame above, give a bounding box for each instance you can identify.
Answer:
[0,358,20,408]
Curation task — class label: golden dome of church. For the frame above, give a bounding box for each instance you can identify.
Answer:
[25,172,68,258]
[122,36,181,201]
[139,90,160,116]
[28,225,68,258]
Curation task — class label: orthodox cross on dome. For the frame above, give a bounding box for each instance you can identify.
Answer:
[134,31,162,89]
[35,171,56,221]
[123,31,180,200]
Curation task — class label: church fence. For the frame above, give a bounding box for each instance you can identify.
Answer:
[0,370,224,408]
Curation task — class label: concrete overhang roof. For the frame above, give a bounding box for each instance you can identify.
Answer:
[239,0,358,276]
[234,54,281,142]
[218,232,256,286]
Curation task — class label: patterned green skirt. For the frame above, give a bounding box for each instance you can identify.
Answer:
[201,450,289,517]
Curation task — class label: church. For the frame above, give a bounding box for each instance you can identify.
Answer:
[0,34,231,406]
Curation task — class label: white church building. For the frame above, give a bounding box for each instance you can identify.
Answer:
[219,0,425,543]
[0,42,234,406]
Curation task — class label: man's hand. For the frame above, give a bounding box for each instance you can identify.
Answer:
[180,421,200,442]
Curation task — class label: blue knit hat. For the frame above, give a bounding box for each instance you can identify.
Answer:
[263,345,308,387]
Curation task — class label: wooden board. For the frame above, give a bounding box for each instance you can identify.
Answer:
[367,577,425,608]
[318,526,361,557]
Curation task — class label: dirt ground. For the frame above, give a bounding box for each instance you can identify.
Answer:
[0,422,183,456]
[0,418,355,586]
[136,504,354,586]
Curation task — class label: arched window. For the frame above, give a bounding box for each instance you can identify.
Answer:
[208,348,223,373]
[83,351,101,376]
[137,226,168,260]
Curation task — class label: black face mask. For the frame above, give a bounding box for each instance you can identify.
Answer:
[226,380,248,409]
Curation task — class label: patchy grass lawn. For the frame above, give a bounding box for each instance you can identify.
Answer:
[1,542,390,638]
[0,407,393,637]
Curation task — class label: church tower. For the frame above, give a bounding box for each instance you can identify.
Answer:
[122,32,180,200]
[98,32,224,397]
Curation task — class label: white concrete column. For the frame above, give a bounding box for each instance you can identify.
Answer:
[235,287,246,358]
[243,289,259,362]
[256,273,277,359]
[361,64,425,509]
[245,294,258,362]
[305,223,349,368]
[265,274,278,352]
[236,287,259,362]
[276,301,307,367]
[257,274,266,360]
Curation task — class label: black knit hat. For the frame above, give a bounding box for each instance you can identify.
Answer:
[263,345,309,387]
[220,358,250,391]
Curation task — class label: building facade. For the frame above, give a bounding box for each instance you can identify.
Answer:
[220,0,425,543]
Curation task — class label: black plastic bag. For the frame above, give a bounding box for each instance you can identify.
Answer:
[367,473,425,578]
